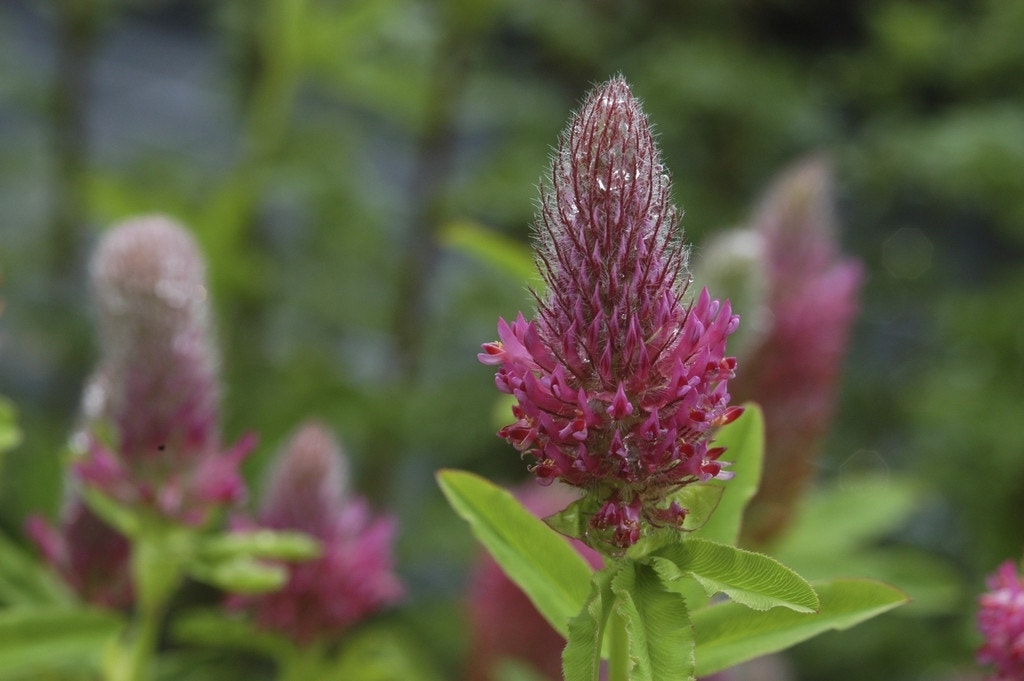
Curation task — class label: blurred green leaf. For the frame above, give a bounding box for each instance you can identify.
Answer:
[80,487,141,539]
[187,556,288,595]
[772,474,922,560]
[331,625,444,681]
[692,579,908,677]
[155,649,270,681]
[0,397,21,489]
[0,398,21,455]
[171,608,293,662]
[0,606,123,680]
[772,477,963,616]
[199,529,320,563]
[495,659,552,681]
[436,469,595,639]
[653,538,818,613]
[439,220,539,286]
[0,529,73,607]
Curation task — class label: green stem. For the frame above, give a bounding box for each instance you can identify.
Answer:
[608,607,630,681]
[106,526,189,681]
[110,600,164,681]
[51,0,100,276]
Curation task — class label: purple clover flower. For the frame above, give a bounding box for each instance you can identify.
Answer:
[74,215,252,525]
[706,157,864,544]
[228,422,404,645]
[978,558,1024,681]
[479,77,741,549]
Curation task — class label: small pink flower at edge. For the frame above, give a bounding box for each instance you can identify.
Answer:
[978,557,1024,681]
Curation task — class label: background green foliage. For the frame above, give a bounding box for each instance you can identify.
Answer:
[1,0,1022,679]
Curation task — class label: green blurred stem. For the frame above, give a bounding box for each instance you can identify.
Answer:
[51,0,101,275]
[608,608,629,681]
[108,528,189,681]
[391,11,476,381]
[110,601,164,681]
[244,0,304,168]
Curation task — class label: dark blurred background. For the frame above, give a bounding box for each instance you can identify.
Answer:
[1,1,1022,679]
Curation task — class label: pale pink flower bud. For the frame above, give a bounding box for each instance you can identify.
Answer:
[229,422,403,645]
[74,215,252,524]
[479,77,741,549]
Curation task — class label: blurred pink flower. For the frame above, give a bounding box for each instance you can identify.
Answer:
[25,498,133,609]
[73,215,252,525]
[706,158,863,545]
[228,422,404,645]
[465,483,604,681]
[978,558,1024,681]
[479,77,741,550]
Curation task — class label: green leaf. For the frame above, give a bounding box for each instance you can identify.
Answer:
[772,474,922,561]
[332,624,445,681]
[156,649,270,681]
[542,495,592,543]
[199,530,321,562]
[436,470,595,637]
[0,397,21,455]
[610,563,695,681]
[187,556,289,594]
[562,567,616,681]
[0,530,74,606]
[494,660,552,681]
[439,220,540,287]
[692,578,909,677]
[171,608,294,662]
[673,484,726,534]
[81,487,141,538]
[0,606,123,679]
[654,538,818,613]
[695,403,764,546]
[814,548,960,615]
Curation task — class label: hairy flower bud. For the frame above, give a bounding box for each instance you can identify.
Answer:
[479,77,741,549]
[228,422,403,645]
[74,215,252,525]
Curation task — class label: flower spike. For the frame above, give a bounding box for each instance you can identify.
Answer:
[480,77,740,550]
